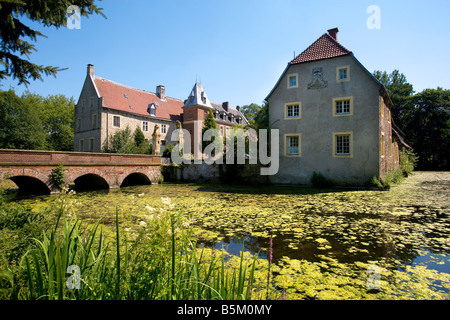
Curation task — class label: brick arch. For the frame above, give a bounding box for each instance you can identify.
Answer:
[0,167,53,195]
[9,175,51,195]
[73,173,110,191]
[120,172,152,187]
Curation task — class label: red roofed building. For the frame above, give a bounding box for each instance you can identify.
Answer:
[74,65,246,154]
[265,28,408,185]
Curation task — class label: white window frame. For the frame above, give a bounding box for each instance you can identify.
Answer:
[160,124,167,134]
[143,121,148,132]
[287,73,298,88]
[333,132,353,158]
[332,97,353,116]
[284,134,301,157]
[336,66,350,82]
[284,102,301,120]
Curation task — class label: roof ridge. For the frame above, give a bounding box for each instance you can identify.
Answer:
[289,32,351,65]
[93,75,184,102]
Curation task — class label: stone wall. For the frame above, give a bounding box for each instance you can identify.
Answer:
[162,163,270,185]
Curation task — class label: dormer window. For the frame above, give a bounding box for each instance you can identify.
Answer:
[147,103,156,116]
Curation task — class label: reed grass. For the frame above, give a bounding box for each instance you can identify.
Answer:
[18,204,264,300]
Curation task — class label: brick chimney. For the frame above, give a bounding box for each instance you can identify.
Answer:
[87,64,94,76]
[327,27,339,41]
[222,101,229,112]
[156,85,165,99]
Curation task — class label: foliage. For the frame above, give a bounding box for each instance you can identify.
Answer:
[0,89,74,151]
[373,69,415,126]
[133,126,145,147]
[103,125,152,154]
[402,88,450,170]
[310,172,335,188]
[202,109,222,156]
[240,102,269,130]
[0,0,105,86]
[0,89,46,150]
[21,92,75,151]
[162,143,174,158]
[48,164,66,191]
[8,199,264,300]
[399,148,418,176]
[374,70,450,170]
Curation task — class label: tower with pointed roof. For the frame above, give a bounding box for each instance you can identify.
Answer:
[265,28,408,185]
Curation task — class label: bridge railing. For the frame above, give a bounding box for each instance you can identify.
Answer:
[0,149,161,165]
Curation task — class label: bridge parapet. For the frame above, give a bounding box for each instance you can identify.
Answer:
[0,149,161,165]
[0,149,162,195]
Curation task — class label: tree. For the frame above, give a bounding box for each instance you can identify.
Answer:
[402,88,450,170]
[202,109,220,154]
[103,125,152,155]
[240,102,269,130]
[0,89,46,149]
[21,91,75,151]
[373,69,414,127]
[0,0,105,86]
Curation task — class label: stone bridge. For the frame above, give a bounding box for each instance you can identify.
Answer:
[0,149,161,195]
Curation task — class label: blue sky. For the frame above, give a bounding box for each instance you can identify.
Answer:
[1,0,450,108]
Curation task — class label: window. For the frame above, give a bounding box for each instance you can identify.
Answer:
[150,107,156,116]
[333,132,353,157]
[287,73,298,88]
[332,97,353,116]
[161,124,167,134]
[336,100,350,114]
[92,114,97,128]
[89,138,94,152]
[143,121,148,132]
[336,66,350,82]
[77,118,82,131]
[79,139,84,152]
[381,133,385,157]
[285,134,301,156]
[113,116,120,127]
[285,102,301,120]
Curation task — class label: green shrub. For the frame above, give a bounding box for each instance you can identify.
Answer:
[49,164,65,191]
[400,148,418,176]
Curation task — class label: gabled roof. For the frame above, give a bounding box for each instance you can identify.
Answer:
[289,32,351,65]
[183,82,213,109]
[92,76,184,122]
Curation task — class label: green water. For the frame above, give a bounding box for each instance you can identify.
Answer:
[8,172,450,299]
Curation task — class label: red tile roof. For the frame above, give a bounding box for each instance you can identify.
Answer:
[289,33,351,65]
[93,76,184,121]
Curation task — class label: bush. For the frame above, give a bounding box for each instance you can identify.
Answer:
[49,164,65,191]
[400,148,418,176]
[310,172,335,188]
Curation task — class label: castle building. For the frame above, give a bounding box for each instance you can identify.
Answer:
[265,28,409,185]
[74,65,246,154]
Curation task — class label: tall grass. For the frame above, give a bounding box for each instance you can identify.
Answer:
[18,204,263,300]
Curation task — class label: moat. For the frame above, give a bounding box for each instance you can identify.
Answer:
[4,171,450,299]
